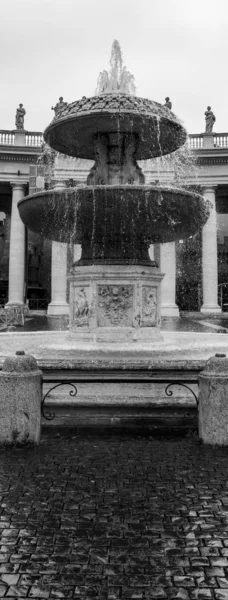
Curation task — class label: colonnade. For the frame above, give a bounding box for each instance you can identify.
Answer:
[6,184,221,315]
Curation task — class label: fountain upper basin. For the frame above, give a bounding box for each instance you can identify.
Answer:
[44,94,187,160]
[18,186,209,258]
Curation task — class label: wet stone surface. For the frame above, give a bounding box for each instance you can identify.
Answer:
[2,430,228,598]
[1,313,228,336]
[4,314,228,334]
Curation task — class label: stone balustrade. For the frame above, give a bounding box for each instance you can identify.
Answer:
[0,129,43,147]
[188,134,204,149]
[213,133,228,147]
[0,129,228,152]
[188,133,228,149]
[0,130,15,145]
[25,132,43,147]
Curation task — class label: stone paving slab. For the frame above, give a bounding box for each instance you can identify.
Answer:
[2,430,228,598]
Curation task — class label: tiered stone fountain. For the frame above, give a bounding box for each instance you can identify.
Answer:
[18,41,209,347]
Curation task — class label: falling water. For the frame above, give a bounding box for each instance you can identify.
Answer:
[139,141,200,191]
[91,187,96,258]
[37,142,56,188]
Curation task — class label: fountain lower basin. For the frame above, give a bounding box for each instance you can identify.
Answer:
[18,185,209,263]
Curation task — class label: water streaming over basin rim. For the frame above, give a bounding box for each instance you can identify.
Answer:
[18,185,210,246]
[44,93,187,160]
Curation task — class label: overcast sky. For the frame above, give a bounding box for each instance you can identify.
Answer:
[1,0,227,135]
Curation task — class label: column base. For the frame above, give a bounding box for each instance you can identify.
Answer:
[47,302,69,316]
[5,301,25,306]
[5,301,28,313]
[161,304,180,317]
[201,304,221,314]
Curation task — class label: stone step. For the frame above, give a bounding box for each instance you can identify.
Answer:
[42,380,198,430]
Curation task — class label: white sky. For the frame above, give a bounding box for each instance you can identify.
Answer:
[1,0,228,135]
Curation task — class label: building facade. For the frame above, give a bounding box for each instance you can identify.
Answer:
[1,127,228,315]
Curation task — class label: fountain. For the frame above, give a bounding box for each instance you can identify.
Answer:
[18,41,210,348]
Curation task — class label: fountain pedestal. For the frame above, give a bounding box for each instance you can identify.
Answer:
[69,264,164,343]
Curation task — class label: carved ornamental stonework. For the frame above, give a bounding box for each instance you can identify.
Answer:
[87,132,145,186]
[141,286,157,327]
[98,285,133,327]
[72,287,89,327]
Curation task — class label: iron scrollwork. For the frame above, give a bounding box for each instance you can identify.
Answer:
[41,382,77,421]
[165,382,198,404]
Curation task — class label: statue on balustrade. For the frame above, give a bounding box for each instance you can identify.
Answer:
[15,104,26,130]
[164,97,172,110]
[205,106,216,133]
[51,97,67,116]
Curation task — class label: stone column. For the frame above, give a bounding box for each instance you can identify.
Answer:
[47,241,69,315]
[201,186,221,313]
[7,183,27,305]
[160,243,179,317]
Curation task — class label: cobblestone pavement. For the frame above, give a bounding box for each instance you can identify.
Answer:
[2,430,228,599]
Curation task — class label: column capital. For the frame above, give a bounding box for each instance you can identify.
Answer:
[10,182,27,192]
[202,185,217,194]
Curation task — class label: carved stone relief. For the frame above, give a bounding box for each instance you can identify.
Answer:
[87,134,108,185]
[87,132,145,186]
[73,287,89,327]
[98,285,133,326]
[141,286,157,326]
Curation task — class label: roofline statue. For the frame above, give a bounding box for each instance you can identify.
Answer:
[15,104,26,130]
[205,106,216,133]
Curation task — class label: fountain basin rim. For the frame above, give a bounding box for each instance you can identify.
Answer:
[47,108,180,126]
[18,184,203,203]
[49,93,183,124]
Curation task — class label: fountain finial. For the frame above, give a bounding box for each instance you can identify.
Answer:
[96,40,136,96]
